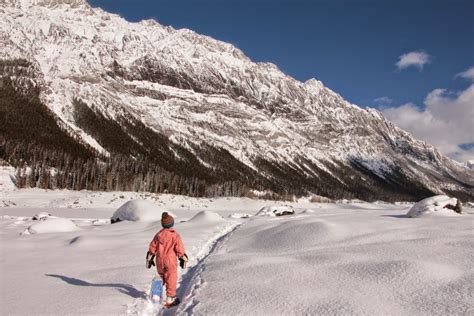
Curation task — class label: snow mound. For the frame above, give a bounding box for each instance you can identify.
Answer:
[111,200,164,222]
[25,218,79,234]
[32,212,52,220]
[0,165,16,192]
[406,195,460,218]
[188,211,225,223]
[257,205,295,217]
[229,213,252,219]
[249,218,343,252]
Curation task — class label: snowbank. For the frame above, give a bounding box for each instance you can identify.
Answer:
[25,218,79,234]
[406,195,460,218]
[32,212,52,220]
[229,213,252,219]
[111,200,164,222]
[257,205,295,217]
[187,211,224,223]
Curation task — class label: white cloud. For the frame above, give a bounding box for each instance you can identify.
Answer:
[382,84,474,163]
[396,51,431,71]
[373,96,394,107]
[451,147,474,165]
[456,66,474,81]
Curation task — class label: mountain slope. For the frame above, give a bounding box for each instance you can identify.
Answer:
[0,0,473,201]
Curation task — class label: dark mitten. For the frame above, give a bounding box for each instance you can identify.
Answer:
[179,253,189,269]
[146,251,155,269]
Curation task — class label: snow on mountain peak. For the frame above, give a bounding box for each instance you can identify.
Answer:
[1,0,473,201]
[304,78,325,95]
[6,0,90,9]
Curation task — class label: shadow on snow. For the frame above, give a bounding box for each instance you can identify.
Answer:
[45,274,147,299]
[380,214,409,219]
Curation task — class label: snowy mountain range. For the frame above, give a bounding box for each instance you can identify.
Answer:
[1,0,473,201]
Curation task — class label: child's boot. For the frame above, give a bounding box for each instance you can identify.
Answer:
[164,296,180,307]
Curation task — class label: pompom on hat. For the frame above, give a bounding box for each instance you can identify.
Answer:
[161,212,174,228]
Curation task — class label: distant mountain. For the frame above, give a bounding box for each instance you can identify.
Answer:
[1,0,473,201]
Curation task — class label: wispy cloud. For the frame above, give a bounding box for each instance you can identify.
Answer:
[382,84,474,163]
[456,66,474,81]
[373,96,394,107]
[396,51,431,71]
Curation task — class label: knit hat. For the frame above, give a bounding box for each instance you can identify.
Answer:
[161,212,174,228]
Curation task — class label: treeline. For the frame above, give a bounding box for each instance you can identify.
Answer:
[2,130,255,197]
[0,62,263,198]
[253,156,436,202]
[8,146,249,197]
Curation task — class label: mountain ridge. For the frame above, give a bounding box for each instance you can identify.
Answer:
[1,0,472,201]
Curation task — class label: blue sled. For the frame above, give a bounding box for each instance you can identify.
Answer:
[150,277,163,303]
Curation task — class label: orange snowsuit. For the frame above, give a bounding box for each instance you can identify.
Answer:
[148,228,185,297]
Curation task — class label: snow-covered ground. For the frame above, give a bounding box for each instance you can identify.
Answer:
[1,184,473,315]
[187,207,473,315]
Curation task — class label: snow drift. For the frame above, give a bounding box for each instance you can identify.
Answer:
[257,205,295,217]
[24,218,79,234]
[229,213,252,219]
[111,200,164,222]
[32,212,52,220]
[187,211,225,223]
[406,195,461,218]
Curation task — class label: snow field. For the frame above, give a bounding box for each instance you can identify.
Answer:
[1,188,473,315]
[185,209,474,315]
[0,192,244,315]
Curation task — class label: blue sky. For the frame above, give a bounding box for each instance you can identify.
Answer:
[89,0,474,162]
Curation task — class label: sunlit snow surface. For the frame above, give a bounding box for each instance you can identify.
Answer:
[406,195,459,218]
[1,186,473,315]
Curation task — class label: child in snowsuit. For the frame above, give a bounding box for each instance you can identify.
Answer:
[146,212,188,306]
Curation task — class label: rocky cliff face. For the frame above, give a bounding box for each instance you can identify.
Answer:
[1,0,473,201]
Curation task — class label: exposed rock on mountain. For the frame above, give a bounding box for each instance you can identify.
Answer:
[1,0,473,201]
